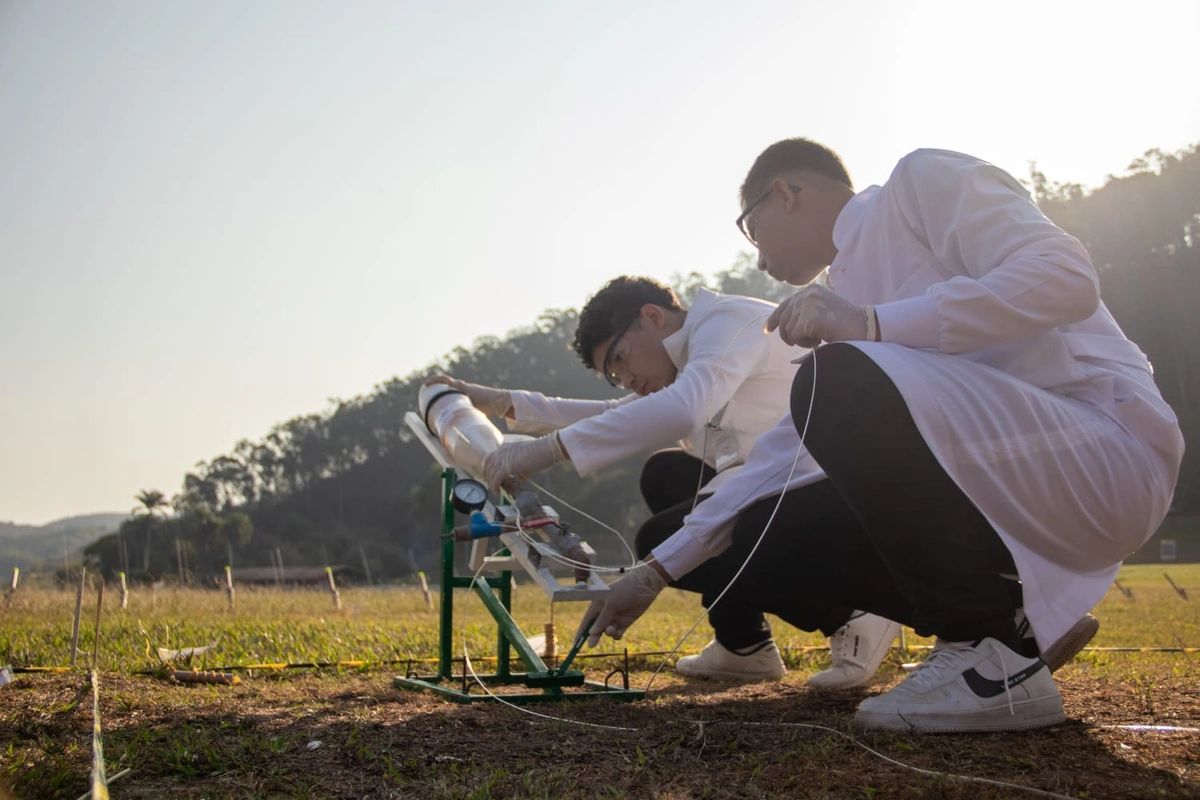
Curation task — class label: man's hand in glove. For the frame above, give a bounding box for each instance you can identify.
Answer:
[424,376,513,419]
[481,433,568,493]
[576,560,668,647]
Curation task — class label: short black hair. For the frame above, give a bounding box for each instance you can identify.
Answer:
[740,138,853,206]
[572,276,683,370]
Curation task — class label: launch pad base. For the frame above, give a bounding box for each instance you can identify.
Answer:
[392,564,643,703]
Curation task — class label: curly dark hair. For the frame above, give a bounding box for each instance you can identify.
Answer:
[571,276,683,370]
[740,138,853,207]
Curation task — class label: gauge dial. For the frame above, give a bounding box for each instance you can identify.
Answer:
[450,478,489,513]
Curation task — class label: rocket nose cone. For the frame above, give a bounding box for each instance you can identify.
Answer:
[417,382,458,417]
[418,382,469,433]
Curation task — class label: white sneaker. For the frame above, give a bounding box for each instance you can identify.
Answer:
[675,639,786,681]
[854,637,1066,733]
[807,612,900,689]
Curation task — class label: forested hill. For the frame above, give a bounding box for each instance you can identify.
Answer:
[82,144,1199,583]
[1,513,127,570]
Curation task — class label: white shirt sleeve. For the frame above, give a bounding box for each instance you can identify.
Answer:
[874,150,1102,353]
[651,413,826,579]
[558,303,774,476]
[506,390,629,436]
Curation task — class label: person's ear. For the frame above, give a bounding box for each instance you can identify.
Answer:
[772,177,801,213]
[640,303,666,330]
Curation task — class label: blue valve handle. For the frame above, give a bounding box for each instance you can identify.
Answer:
[452,510,504,540]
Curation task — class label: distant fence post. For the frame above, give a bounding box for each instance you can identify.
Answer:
[91,577,105,669]
[325,567,341,611]
[359,545,373,586]
[119,572,128,610]
[70,568,87,667]
[224,566,236,611]
[418,571,432,609]
[1164,572,1189,601]
[274,548,284,588]
[5,567,17,604]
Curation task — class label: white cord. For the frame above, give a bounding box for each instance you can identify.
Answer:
[1099,724,1200,733]
[509,526,628,574]
[690,312,774,513]
[496,485,629,574]
[527,479,638,569]
[737,721,1079,800]
[643,345,818,693]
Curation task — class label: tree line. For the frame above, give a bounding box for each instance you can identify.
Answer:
[84,144,1199,583]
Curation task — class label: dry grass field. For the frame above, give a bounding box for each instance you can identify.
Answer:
[1,563,1197,799]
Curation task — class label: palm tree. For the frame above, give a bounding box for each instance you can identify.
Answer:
[133,490,169,573]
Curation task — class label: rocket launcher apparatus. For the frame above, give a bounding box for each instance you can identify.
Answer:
[393,383,643,705]
[409,383,604,601]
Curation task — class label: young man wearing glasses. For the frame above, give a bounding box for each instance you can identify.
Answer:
[578,139,1184,732]
[429,275,900,687]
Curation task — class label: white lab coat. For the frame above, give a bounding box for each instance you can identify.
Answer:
[654,150,1184,651]
[507,288,804,494]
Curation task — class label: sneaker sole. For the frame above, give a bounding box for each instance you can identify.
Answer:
[854,697,1066,734]
[1042,614,1099,673]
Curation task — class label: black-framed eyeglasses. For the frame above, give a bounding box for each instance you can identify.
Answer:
[601,314,640,388]
[735,183,801,246]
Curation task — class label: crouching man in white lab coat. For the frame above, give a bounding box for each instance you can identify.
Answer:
[429,275,899,687]
[579,141,1184,732]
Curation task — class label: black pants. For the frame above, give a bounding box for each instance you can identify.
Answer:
[637,344,1025,651]
[634,450,854,650]
[790,343,1024,646]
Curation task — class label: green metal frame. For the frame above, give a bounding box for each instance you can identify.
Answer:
[393,468,644,703]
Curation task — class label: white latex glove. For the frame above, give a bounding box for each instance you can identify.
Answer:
[766,285,874,348]
[577,562,667,647]
[481,433,567,493]
[424,375,513,418]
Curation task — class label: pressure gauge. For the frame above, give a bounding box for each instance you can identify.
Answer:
[450,478,489,514]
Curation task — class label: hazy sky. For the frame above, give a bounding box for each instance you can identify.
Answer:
[2,1,1197,525]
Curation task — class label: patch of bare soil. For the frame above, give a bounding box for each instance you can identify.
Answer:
[2,660,1197,799]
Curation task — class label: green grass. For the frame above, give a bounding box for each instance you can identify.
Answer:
[2,563,1197,674]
